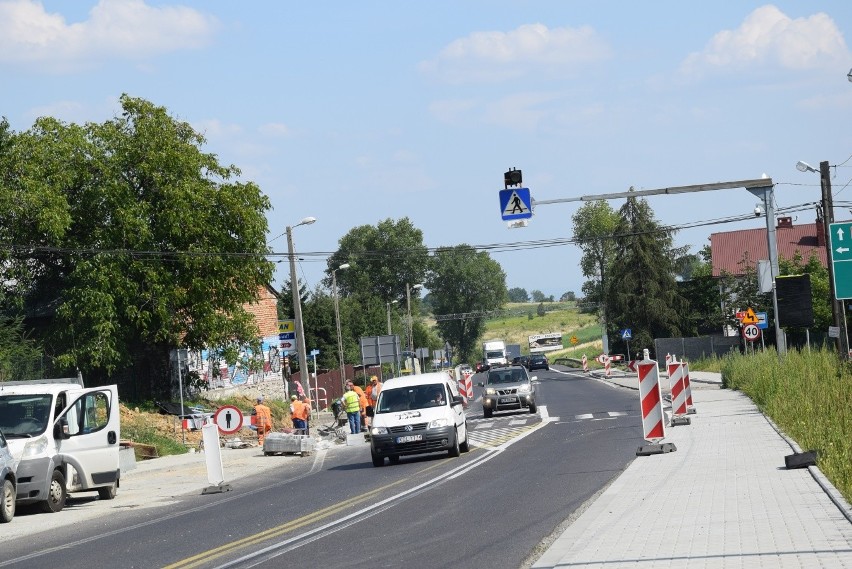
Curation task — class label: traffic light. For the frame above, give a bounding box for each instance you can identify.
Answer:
[504,168,522,188]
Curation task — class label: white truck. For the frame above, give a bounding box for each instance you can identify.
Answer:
[482,339,508,367]
[0,378,121,513]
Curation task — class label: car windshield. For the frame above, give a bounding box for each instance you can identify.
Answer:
[0,394,53,437]
[376,384,448,413]
[487,369,526,384]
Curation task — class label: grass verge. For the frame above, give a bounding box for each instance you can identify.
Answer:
[720,348,851,505]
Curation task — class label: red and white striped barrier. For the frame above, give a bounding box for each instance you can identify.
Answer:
[604,356,611,377]
[667,360,689,419]
[637,351,665,441]
[682,360,695,413]
[582,354,588,372]
[458,370,473,404]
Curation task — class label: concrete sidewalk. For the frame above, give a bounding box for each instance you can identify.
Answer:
[532,368,852,568]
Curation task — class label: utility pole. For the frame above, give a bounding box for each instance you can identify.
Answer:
[819,161,850,360]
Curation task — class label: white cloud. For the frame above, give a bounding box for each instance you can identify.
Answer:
[0,0,219,72]
[680,5,849,78]
[420,23,611,84]
[257,122,292,138]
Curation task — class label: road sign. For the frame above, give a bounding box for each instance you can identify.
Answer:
[499,187,532,220]
[213,405,243,435]
[741,307,758,325]
[756,311,768,330]
[627,360,637,372]
[742,323,761,342]
[596,354,609,364]
[621,328,632,340]
[829,222,852,299]
[310,349,320,356]
[280,341,293,349]
[278,320,295,334]
[570,335,578,345]
[278,332,295,340]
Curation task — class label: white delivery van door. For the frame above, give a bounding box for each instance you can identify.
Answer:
[56,386,120,488]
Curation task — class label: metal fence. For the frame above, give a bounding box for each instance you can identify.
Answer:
[654,335,742,361]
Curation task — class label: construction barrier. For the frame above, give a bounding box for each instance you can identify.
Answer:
[582,354,588,372]
[604,355,611,377]
[667,360,690,426]
[637,350,665,441]
[682,360,695,413]
[459,369,473,403]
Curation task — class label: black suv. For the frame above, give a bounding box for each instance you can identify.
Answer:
[527,354,549,371]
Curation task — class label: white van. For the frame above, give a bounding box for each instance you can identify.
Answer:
[0,379,121,513]
[368,372,469,467]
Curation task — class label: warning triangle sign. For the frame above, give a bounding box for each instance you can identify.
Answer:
[741,307,758,324]
[502,190,531,217]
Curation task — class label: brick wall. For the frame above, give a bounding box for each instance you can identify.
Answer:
[244,286,279,337]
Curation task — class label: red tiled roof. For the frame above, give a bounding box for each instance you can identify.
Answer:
[710,220,829,277]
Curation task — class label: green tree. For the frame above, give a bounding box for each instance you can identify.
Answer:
[679,245,737,335]
[0,96,273,396]
[606,196,687,355]
[571,201,619,331]
[530,289,546,302]
[560,291,576,302]
[426,245,507,363]
[325,218,429,303]
[507,287,529,302]
[0,317,44,381]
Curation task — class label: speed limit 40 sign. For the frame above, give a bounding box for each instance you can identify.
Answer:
[742,323,761,342]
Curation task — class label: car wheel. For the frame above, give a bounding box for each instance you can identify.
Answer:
[0,478,15,523]
[97,481,118,500]
[389,455,400,464]
[40,469,67,513]
[459,424,470,453]
[448,428,461,458]
[483,407,492,418]
[371,449,384,467]
[529,401,537,414]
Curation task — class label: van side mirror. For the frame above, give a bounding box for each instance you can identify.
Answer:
[477,382,484,387]
[54,418,71,440]
[451,395,464,407]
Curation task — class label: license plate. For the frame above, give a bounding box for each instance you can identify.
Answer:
[396,434,422,444]
[498,396,517,404]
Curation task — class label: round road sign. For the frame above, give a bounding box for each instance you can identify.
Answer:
[214,405,244,434]
[742,324,761,342]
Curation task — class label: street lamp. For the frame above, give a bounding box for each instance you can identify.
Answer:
[406,283,423,352]
[386,300,399,335]
[287,216,316,401]
[332,263,350,391]
[796,160,849,359]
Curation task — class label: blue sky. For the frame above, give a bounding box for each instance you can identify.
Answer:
[1,1,851,300]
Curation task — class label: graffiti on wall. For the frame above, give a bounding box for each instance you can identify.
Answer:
[186,335,283,388]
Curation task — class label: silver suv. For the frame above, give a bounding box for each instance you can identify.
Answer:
[480,365,537,418]
[0,429,15,523]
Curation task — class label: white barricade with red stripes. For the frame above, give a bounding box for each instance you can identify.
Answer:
[582,354,588,372]
[458,369,473,404]
[682,359,695,412]
[667,360,689,419]
[636,349,665,441]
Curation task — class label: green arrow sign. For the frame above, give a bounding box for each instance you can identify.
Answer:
[829,222,852,300]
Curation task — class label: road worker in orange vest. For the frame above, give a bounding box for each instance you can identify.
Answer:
[253,396,273,445]
[365,375,382,426]
[289,394,309,434]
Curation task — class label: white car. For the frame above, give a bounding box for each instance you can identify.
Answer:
[368,372,469,466]
[0,429,16,523]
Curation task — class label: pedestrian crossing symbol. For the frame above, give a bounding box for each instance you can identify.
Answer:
[499,187,533,221]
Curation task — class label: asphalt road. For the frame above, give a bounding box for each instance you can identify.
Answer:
[0,366,646,569]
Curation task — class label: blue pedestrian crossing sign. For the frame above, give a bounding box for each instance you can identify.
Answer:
[621,329,632,340]
[499,187,532,220]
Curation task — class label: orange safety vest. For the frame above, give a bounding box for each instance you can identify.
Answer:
[291,400,309,421]
[254,403,272,432]
[352,386,368,412]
